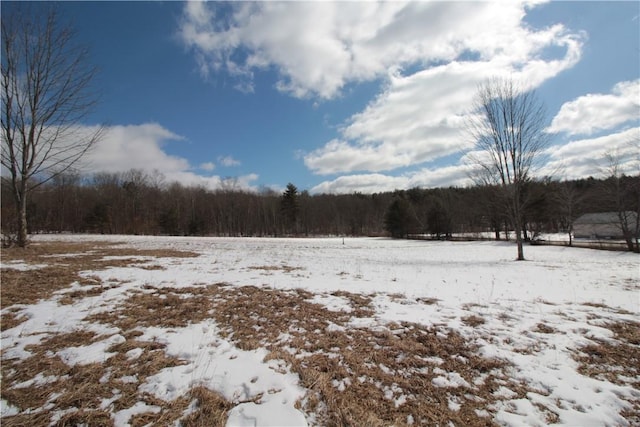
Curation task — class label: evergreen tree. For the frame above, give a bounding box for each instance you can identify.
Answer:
[281,183,299,235]
[384,198,415,238]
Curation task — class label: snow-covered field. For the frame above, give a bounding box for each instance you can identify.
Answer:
[1,235,638,426]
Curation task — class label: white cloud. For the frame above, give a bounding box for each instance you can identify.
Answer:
[218,155,241,167]
[407,164,475,189]
[179,1,582,101]
[83,123,189,173]
[310,163,474,194]
[311,173,408,195]
[312,127,640,194]
[200,162,216,171]
[165,171,259,192]
[79,123,258,192]
[548,79,640,136]
[305,42,581,175]
[540,127,640,179]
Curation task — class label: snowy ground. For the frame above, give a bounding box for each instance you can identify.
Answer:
[1,235,638,426]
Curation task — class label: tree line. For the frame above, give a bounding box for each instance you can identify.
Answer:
[2,169,638,250]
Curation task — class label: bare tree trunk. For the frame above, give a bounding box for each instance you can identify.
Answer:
[514,226,525,260]
[12,178,29,247]
[17,195,28,247]
[568,224,573,247]
[634,209,640,253]
[619,212,635,252]
[513,202,525,261]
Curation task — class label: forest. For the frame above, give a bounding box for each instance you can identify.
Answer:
[2,169,638,247]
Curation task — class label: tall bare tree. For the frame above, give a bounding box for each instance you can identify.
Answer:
[553,180,584,246]
[1,4,103,247]
[602,136,640,252]
[466,78,551,260]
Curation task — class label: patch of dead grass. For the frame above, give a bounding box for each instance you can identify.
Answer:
[207,285,514,426]
[56,283,121,305]
[331,290,375,317]
[1,241,199,308]
[1,411,52,427]
[534,323,557,334]
[83,281,531,425]
[574,320,640,386]
[1,264,94,308]
[86,285,220,331]
[608,320,640,345]
[0,242,226,425]
[462,315,486,327]
[1,309,28,332]
[180,386,233,426]
[574,320,640,422]
[248,264,304,273]
[581,302,633,315]
[55,409,114,427]
[1,330,197,426]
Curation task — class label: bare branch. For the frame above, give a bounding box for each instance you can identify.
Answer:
[464,77,551,260]
[1,3,104,246]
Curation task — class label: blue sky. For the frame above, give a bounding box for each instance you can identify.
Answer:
[21,1,640,193]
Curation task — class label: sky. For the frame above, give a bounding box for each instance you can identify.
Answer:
[7,1,640,194]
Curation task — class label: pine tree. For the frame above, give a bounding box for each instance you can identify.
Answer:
[281,183,299,235]
[384,198,415,238]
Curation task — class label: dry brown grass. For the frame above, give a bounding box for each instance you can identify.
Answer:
[4,239,637,425]
[57,281,120,305]
[462,314,486,327]
[180,386,233,426]
[207,286,515,426]
[574,320,640,423]
[86,284,221,331]
[83,282,523,425]
[416,297,439,305]
[533,323,557,334]
[0,249,530,427]
[1,241,199,309]
[248,264,304,273]
[330,290,375,316]
[1,264,94,307]
[574,320,640,386]
[1,308,28,331]
[582,302,634,315]
[1,240,225,426]
[1,329,204,426]
[55,410,114,427]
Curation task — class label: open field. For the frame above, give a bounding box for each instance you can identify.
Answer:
[1,235,639,426]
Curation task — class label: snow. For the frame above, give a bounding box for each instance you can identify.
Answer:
[112,402,161,426]
[431,369,472,388]
[2,234,639,426]
[2,260,48,270]
[306,294,353,312]
[137,321,306,423]
[57,334,126,366]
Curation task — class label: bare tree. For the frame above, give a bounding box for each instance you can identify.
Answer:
[1,4,103,246]
[553,180,584,246]
[602,136,640,252]
[466,78,551,260]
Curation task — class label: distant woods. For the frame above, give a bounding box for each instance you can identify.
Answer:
[1,169,638,248]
